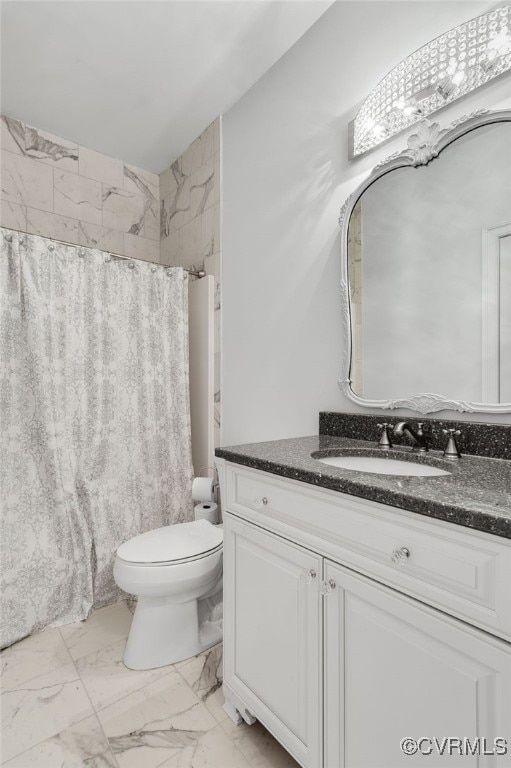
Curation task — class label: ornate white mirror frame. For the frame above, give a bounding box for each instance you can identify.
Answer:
[338,108,511,415]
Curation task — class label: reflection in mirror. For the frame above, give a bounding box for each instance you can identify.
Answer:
[347,119,511,407]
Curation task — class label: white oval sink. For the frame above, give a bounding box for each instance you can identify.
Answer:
[316,455,451,477]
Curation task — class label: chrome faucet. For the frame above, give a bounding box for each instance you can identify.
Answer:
[393,421,428,452]
[442,428,462,459]
[377,423,393,450]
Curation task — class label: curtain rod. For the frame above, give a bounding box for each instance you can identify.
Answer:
[6,228,206,278]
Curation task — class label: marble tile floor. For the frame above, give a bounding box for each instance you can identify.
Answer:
[1,602,300,768]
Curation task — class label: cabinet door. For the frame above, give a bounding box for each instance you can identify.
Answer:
[224,513,322,768]
[325,561,511,768]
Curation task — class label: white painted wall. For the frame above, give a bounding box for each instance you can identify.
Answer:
[222,1,511,445]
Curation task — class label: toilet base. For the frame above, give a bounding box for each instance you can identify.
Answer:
[123,594,223,670]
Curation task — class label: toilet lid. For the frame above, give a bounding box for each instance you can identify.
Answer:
[117,519,223,564]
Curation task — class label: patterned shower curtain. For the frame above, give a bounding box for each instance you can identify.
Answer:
[0,227,194,648]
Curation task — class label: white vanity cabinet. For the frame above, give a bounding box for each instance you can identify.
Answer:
[223,516,322,768]
[217,459,511,768]
[325,562,511,768]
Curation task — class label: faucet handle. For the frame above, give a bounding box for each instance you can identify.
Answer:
[377,423,393,450]
[442,429,462,459]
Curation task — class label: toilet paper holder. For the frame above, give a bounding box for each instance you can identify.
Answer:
[192,469,219,503]
[198,467,218,492]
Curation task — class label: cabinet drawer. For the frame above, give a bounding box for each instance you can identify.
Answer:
[224,463,511,640]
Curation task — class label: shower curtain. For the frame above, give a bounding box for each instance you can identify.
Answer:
[0,228,194,648]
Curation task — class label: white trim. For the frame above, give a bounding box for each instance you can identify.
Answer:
[482,223,511,403]
[189,275,215,475]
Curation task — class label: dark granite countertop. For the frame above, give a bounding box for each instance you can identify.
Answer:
[215,435,511,540]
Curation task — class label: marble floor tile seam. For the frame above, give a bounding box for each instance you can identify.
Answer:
[0,664,95,763]
[217,724,287,768]
[175,666,224,708]
[141,725,251,768]
[174,672,224,728]
[1,609,299,768]
[86,664,185,714]
[93,667,243,768]
[1,659,218,767]
[1,655,207,766]
[0,628,75,694]
[0,711,121,768]
[1,656,290,768]
[72,640,180,713]
[56,602,134,662]
[85,711,121,768]
[65,656,122,768]
[213,726,258,768]
[219,710,303,768]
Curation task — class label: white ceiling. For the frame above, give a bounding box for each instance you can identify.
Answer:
[1,0,334,172]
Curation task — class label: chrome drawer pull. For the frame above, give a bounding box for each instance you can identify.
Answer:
[261,497,269,506]
[391,547,410,565]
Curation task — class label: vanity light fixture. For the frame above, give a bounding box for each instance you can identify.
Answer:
[351,4,511,157]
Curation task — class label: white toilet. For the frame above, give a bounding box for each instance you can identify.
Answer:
[114,519,223,670]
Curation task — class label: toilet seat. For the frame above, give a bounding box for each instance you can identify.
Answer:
[118,542,223,567]
[117,519,223,566]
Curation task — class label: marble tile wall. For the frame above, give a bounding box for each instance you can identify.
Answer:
[160,118,222,448]
[1,115,160,261]
[1,113,222,449]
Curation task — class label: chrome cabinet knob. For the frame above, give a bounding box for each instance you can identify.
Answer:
[391,547,410,565]
[300,568,317,583]
[320,578,337,595]
[261,497,268,506]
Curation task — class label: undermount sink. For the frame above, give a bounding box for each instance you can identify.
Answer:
[314,455,451,477]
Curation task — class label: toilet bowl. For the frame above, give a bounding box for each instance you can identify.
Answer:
[114,519,223,670]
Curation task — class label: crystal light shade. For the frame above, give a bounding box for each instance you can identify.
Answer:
[352,5,511,157]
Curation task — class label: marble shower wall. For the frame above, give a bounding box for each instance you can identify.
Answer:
[1,115,159,261]
[0,112,222,447]
[160,118,222,448]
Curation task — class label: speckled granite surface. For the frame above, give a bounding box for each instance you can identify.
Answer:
[320,412,511,460]
[215,435,511,540]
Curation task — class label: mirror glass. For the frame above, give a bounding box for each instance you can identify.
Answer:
[347,120,511,405]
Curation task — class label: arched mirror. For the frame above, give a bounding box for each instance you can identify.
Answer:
[339,109,511,414]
